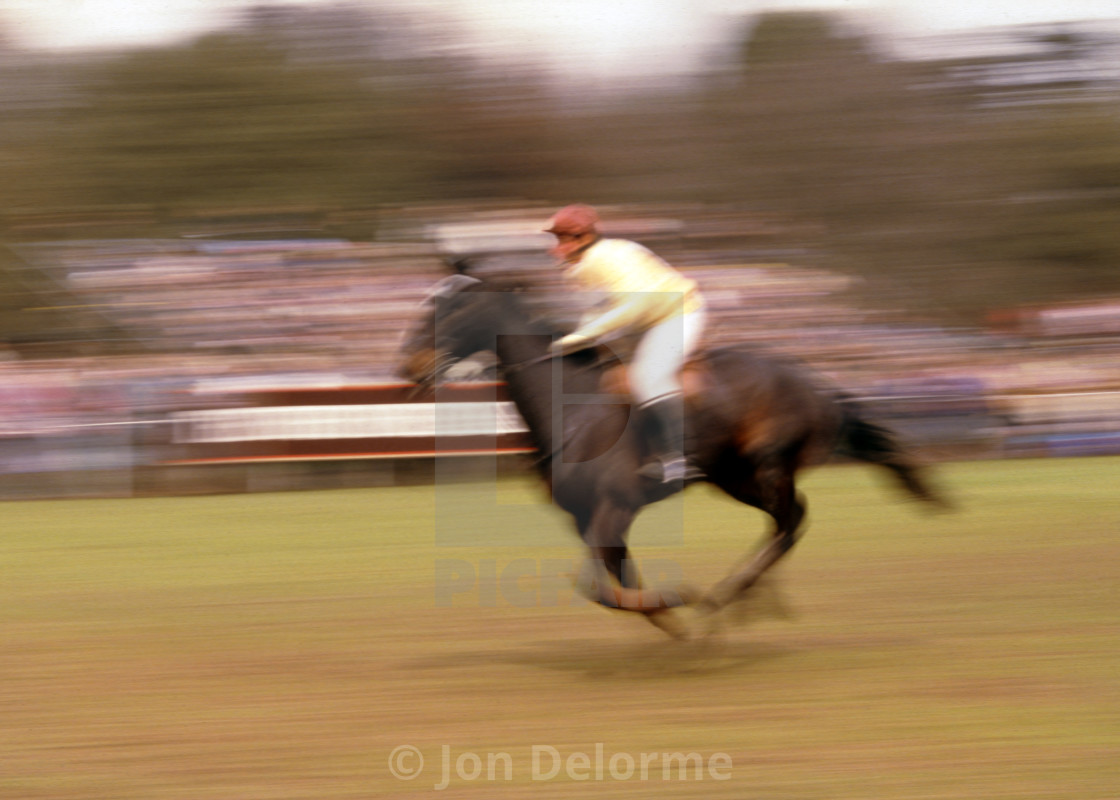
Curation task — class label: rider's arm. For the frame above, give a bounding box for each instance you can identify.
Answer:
[563,240,693,343]
[566,292,677,342]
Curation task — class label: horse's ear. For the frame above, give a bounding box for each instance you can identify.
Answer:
[445,256,476,276]
[425,274,481,303]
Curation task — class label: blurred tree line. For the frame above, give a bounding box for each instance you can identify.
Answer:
[1,3,1118,324]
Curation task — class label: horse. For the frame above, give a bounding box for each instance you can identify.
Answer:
[397,276,946,638]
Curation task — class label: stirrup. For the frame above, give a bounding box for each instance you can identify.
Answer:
[638,455,704,485]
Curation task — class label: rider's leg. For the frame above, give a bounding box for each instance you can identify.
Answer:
[635,393,700,483]
[630,305,707,484]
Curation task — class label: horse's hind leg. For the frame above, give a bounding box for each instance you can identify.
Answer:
[702,455,806,612]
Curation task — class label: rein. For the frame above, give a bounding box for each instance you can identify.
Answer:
[501,351,555,374]
[502,346,621,376]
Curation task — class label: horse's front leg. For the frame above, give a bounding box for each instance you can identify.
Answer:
[576,500,692,638]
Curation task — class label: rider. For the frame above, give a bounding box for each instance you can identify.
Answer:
[544,204,708,485]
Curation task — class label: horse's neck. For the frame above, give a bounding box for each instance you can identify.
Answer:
[492,324,606,458]
[493,330,560,454]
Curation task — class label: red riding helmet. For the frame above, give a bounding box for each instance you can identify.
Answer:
[544,204,601,236]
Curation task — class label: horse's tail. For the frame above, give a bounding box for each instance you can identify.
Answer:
[835,400,950,508]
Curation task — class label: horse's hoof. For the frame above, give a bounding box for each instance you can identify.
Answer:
[698,609,725,640]
[645,609,691,640]
[674,583,702,606]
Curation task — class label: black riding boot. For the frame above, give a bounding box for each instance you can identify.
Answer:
[636,394,704,485]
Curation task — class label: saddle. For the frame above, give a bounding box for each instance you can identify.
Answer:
[597,353,712,403]
[596,346,786,459]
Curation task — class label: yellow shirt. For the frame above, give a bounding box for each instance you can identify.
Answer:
[564,239,702,342]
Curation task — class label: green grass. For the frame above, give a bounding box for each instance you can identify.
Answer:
[2,457,1118,799]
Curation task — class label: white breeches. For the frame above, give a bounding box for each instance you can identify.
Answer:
[629,306,708,406]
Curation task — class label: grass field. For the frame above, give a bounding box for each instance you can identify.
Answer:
[3,457,1118,799]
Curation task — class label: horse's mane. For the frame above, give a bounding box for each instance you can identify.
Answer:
[460,277,566,335]
[456,278,608,372]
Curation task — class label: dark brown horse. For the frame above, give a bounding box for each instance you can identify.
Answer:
[398,276,944,637]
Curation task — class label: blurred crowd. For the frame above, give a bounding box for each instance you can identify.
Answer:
[1,207,1118,487]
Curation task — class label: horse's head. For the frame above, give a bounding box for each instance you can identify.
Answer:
[397,275,517,384]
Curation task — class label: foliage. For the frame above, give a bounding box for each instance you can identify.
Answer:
[1,4,1119,325]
